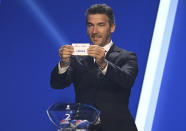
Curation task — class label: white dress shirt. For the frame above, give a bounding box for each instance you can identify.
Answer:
[58,40,113,75]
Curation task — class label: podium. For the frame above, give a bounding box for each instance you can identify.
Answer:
[47,103,100,131]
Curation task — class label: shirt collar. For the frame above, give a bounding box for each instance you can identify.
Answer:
[103,40,113,55]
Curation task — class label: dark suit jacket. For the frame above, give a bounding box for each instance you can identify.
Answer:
[50,44,138,131]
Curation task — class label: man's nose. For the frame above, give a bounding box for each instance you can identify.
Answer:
[93,26,98,33]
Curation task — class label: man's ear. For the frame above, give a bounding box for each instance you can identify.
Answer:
[110,24,116,33]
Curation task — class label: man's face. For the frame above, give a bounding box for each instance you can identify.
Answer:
[87,14,115,47]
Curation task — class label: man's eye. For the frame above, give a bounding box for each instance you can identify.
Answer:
[99,23,105,26]
[87,24,93,27]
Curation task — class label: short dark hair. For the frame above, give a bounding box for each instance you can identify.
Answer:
[85,4,115,27]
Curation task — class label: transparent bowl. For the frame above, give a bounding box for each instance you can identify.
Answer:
[47,103,100,129]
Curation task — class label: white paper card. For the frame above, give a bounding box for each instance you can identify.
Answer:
[72,43,90,55]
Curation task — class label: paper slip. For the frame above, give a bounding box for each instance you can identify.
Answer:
[72,43,90,55]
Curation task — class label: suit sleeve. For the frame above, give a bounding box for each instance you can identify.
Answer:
[105,52,138,88]
[50,64,74,89]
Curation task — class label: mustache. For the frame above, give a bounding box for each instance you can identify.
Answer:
[91,34,101,38]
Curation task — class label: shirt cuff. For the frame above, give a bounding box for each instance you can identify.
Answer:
[100,61,108,75]
[58,62,69,74]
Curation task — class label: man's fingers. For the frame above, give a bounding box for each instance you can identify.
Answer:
[61,54,71,59]
[59,50,73,56]
[58,45,74,66]
[62,48,74,53]
[59,51,73,58]
[61,45,73,48]
[88,50,101,56]
[88,48,105,56]
[59,45,74,56]
[62,45,74,50]
[88,51,104,60]
[88,45,106,62]
[88,45,105,52]
[63,50,74,54]
[59,45,74,52]
[88,52,97,58]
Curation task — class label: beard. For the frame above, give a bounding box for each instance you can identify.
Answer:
[89,31,111,47]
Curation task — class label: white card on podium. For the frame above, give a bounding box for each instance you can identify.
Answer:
[72,43,90,55]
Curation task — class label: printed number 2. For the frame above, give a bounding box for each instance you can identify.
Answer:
[65,114,71,121]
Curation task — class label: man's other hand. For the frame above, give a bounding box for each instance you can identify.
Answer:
[59,45,74,67]
[88,45,107,70]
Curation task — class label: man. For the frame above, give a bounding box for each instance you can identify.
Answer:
[50,4,138,131]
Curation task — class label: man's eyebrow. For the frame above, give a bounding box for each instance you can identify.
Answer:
[87,22,93,25]
[97,22,106,26]
[86,21,105,25]
[98,22,105,24]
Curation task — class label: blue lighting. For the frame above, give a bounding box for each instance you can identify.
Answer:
[24,0,69,46]
[135,0,179,131]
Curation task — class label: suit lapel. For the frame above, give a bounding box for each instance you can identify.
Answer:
[105,44,121,60]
